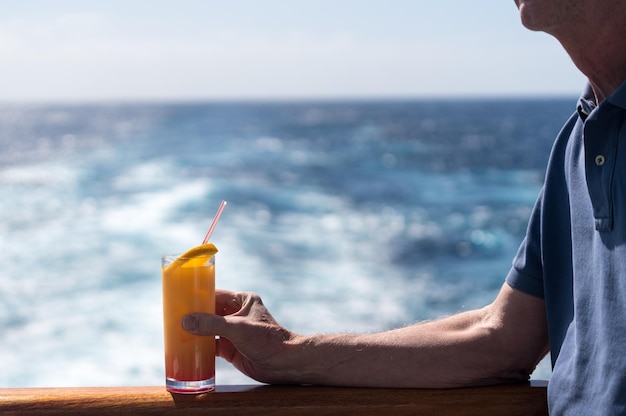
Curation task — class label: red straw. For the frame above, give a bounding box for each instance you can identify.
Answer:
[202,200,227,244]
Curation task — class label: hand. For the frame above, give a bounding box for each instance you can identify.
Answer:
[182,289,298,384]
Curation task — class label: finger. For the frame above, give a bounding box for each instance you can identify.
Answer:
[216,288,237,298]
[215,289,244,316]
[215,337,237,362]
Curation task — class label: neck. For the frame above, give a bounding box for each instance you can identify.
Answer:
[551,10,626,103]
[561,39,626,103]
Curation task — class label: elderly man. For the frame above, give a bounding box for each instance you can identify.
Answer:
[182,1,626,414]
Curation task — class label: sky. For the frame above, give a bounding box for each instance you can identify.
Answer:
[0,1,587,103]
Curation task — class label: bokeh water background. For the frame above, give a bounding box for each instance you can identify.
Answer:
[0,98,574,386]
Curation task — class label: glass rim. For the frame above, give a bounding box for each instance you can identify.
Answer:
[161,253,215,267]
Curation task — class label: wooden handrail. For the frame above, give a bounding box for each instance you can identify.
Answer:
[0,383,548,415]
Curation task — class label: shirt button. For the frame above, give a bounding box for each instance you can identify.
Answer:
[595,154,606,166]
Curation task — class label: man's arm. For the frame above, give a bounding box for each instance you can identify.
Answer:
[182,283,549,388]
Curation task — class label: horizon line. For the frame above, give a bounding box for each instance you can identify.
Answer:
[0,92,580,106]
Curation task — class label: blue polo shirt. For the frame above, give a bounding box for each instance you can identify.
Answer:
[506,81,626,415]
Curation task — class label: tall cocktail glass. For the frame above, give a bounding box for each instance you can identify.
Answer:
[162,252,216,394]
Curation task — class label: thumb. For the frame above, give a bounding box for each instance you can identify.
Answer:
[182,313,225,336]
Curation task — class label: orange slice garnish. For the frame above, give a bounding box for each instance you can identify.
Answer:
[163,243,218,275]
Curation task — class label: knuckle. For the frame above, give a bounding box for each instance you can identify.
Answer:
[243,291,264,305]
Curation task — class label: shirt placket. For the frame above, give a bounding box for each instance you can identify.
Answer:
[583,108,619,232]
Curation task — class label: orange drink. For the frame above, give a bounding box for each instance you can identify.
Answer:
[162,244,217,394]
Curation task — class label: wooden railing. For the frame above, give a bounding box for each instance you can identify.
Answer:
[0,382,548,415]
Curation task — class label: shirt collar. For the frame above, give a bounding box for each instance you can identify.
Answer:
[577,83,596,121]
[577,80,626,121]
[606,79,626,110]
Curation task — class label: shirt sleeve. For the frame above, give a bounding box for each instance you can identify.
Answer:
[505,189,546,299]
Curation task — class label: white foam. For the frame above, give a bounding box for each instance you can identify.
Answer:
[0,161,78,186]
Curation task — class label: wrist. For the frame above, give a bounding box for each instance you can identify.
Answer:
[277,333,359,386]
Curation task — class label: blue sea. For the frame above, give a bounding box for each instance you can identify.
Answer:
[0,98,575,387]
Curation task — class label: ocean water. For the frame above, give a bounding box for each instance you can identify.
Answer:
[0,98,574,387]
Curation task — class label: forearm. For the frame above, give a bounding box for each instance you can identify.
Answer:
[281,309,522,388]
[280,283,550,389]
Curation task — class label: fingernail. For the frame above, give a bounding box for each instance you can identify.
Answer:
[182,314,198,332]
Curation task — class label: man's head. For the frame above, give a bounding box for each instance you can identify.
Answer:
[514,0,626,102]
[514,0,585,37]
[514,0,626,39]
